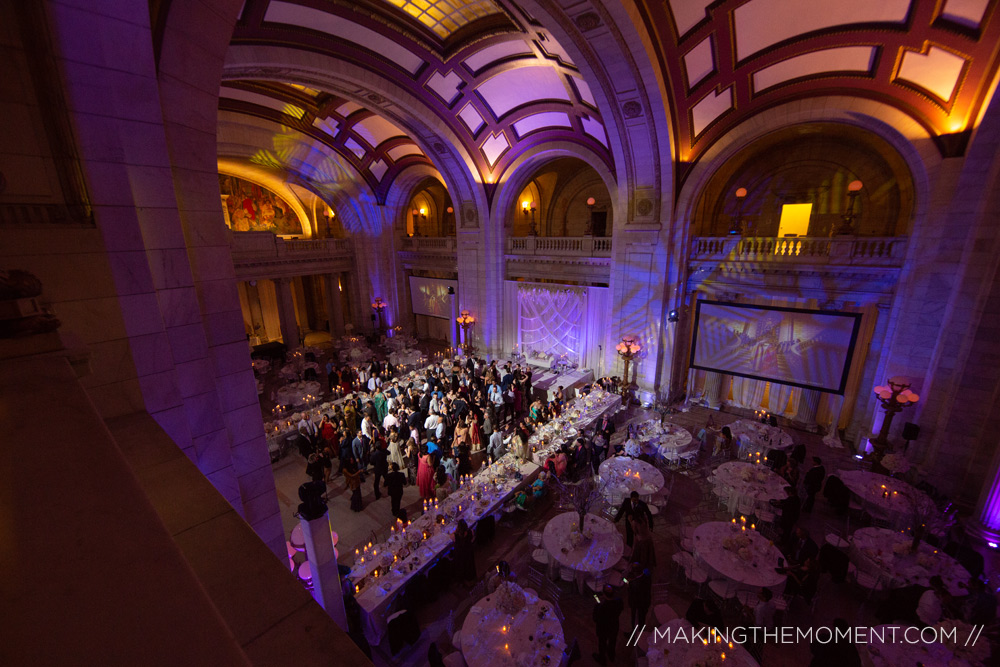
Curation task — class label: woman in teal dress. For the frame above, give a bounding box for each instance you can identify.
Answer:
[373,389,387,423]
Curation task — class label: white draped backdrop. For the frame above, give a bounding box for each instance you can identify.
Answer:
[501,281,609,372]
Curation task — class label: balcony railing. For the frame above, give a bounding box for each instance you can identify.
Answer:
[506,236,613,257]
[398,236,457,252]
[229,231,352,260]
[689,236,906,267]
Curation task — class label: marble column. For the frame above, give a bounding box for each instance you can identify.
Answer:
[703,371,724,409]
[274,277,299,351]
[300,513,348,630]
[795,389,821,432]
[971,434,1000,545]
[323,273,344,337]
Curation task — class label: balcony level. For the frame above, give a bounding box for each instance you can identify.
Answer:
[229,231,353,280]
[689,236,907,268]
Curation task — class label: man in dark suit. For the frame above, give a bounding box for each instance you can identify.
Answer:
[592,585,624,666]
[371,440,390,500]
[790,526,818,565]
[385,462,407,519]
[614,491,653,547]
[803,456,826,513]
[770,485,801,547]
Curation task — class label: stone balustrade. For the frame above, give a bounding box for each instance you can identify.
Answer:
[506,236,613,257]
[398,236,457,252]
[230,231,352,260]
[689,235,907,267]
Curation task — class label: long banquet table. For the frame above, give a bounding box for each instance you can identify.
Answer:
[529,388,622,464]
[347,456,540,644]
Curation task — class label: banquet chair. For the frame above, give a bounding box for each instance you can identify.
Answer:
[441,652,466,667]
[823,522,850,550]
[296,560,313,590]
[707,579,739,613]
[586,573,607,593]
[528,530,544,547]
[651,582,671,603]
[736,496,756,519]
[558,565,577,589]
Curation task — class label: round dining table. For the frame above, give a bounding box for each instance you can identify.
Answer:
[692,521,786,591]
[273,380,322,407]
[729,419,794,454]
[849,527,970,596]
[710,461,788,516]
[543,512,624,575]
[599,456,664,498]
[461,586,565,667]
[861,624,980,667]
[839,470,930,529]
[644,618,758,666]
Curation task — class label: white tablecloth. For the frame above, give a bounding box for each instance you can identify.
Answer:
[839,470,931,529]
[861,624,976,667]
[348,456,541,644]
[599,456,664,498]
[529,367,595,403]
[251,359,271,374]
[542,512,624,574]
[645,618,757,666]
[278,360,319,381]
[628,420,695,460]
[461,587,565,667]
[388,349,423,367]
[849,527,970,596]
[529,388,621,464]
[692,522,786,590]
[273,380,322,407]
[729,419,794,455]
[710,462,788,515]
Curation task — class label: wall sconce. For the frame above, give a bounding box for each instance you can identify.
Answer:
[411,207,422,237]
[729,187,747,235]
[835,180,863,236]
[585,196,596,236]
[522,200,537,236]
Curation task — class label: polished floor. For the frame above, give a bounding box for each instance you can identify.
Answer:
[262,336,995,666]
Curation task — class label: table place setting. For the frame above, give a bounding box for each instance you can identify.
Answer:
[710,461,788,515]
[542,512,624,574]
[461,582,565,667]
[693,521,786,590]
[849,527,969,596]
[728,419,794,454]
[599,456,665,497]
[529,387,621,463]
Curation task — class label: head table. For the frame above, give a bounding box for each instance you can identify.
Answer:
[710,461,788,516]
[461,583,565,667]
[644,618,758,666]
[728,419,794,456]
[849,527,970,597]
[346,455,541,645]
[542,512,624,576]
[838,470,932,530]
[692,521,786,592]
[599,456,664,499]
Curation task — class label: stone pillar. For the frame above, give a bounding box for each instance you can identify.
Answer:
[274,277,299,351]
[971,434,1000,545]
[703,371,724,409]
[795,388,821,432]
[300,514,348,631]
[450,288,459,352]
[323,273,344,337]
[686,368,707,403]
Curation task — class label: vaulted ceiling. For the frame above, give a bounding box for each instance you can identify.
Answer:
[221,0,610,202]
[636,0,1000,163]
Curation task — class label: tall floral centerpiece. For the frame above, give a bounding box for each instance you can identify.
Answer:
[553,475,606,534]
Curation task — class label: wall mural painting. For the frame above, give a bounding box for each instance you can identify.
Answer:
[219,174,302,235]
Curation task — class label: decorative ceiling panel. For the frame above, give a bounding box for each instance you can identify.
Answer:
[636,0,1000,166]
[229,0,611,188]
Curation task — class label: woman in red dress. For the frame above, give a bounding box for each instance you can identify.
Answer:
[417,444,435,500]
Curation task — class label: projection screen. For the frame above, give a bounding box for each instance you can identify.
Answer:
[690,300,862,394]
[408,276,457,319]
